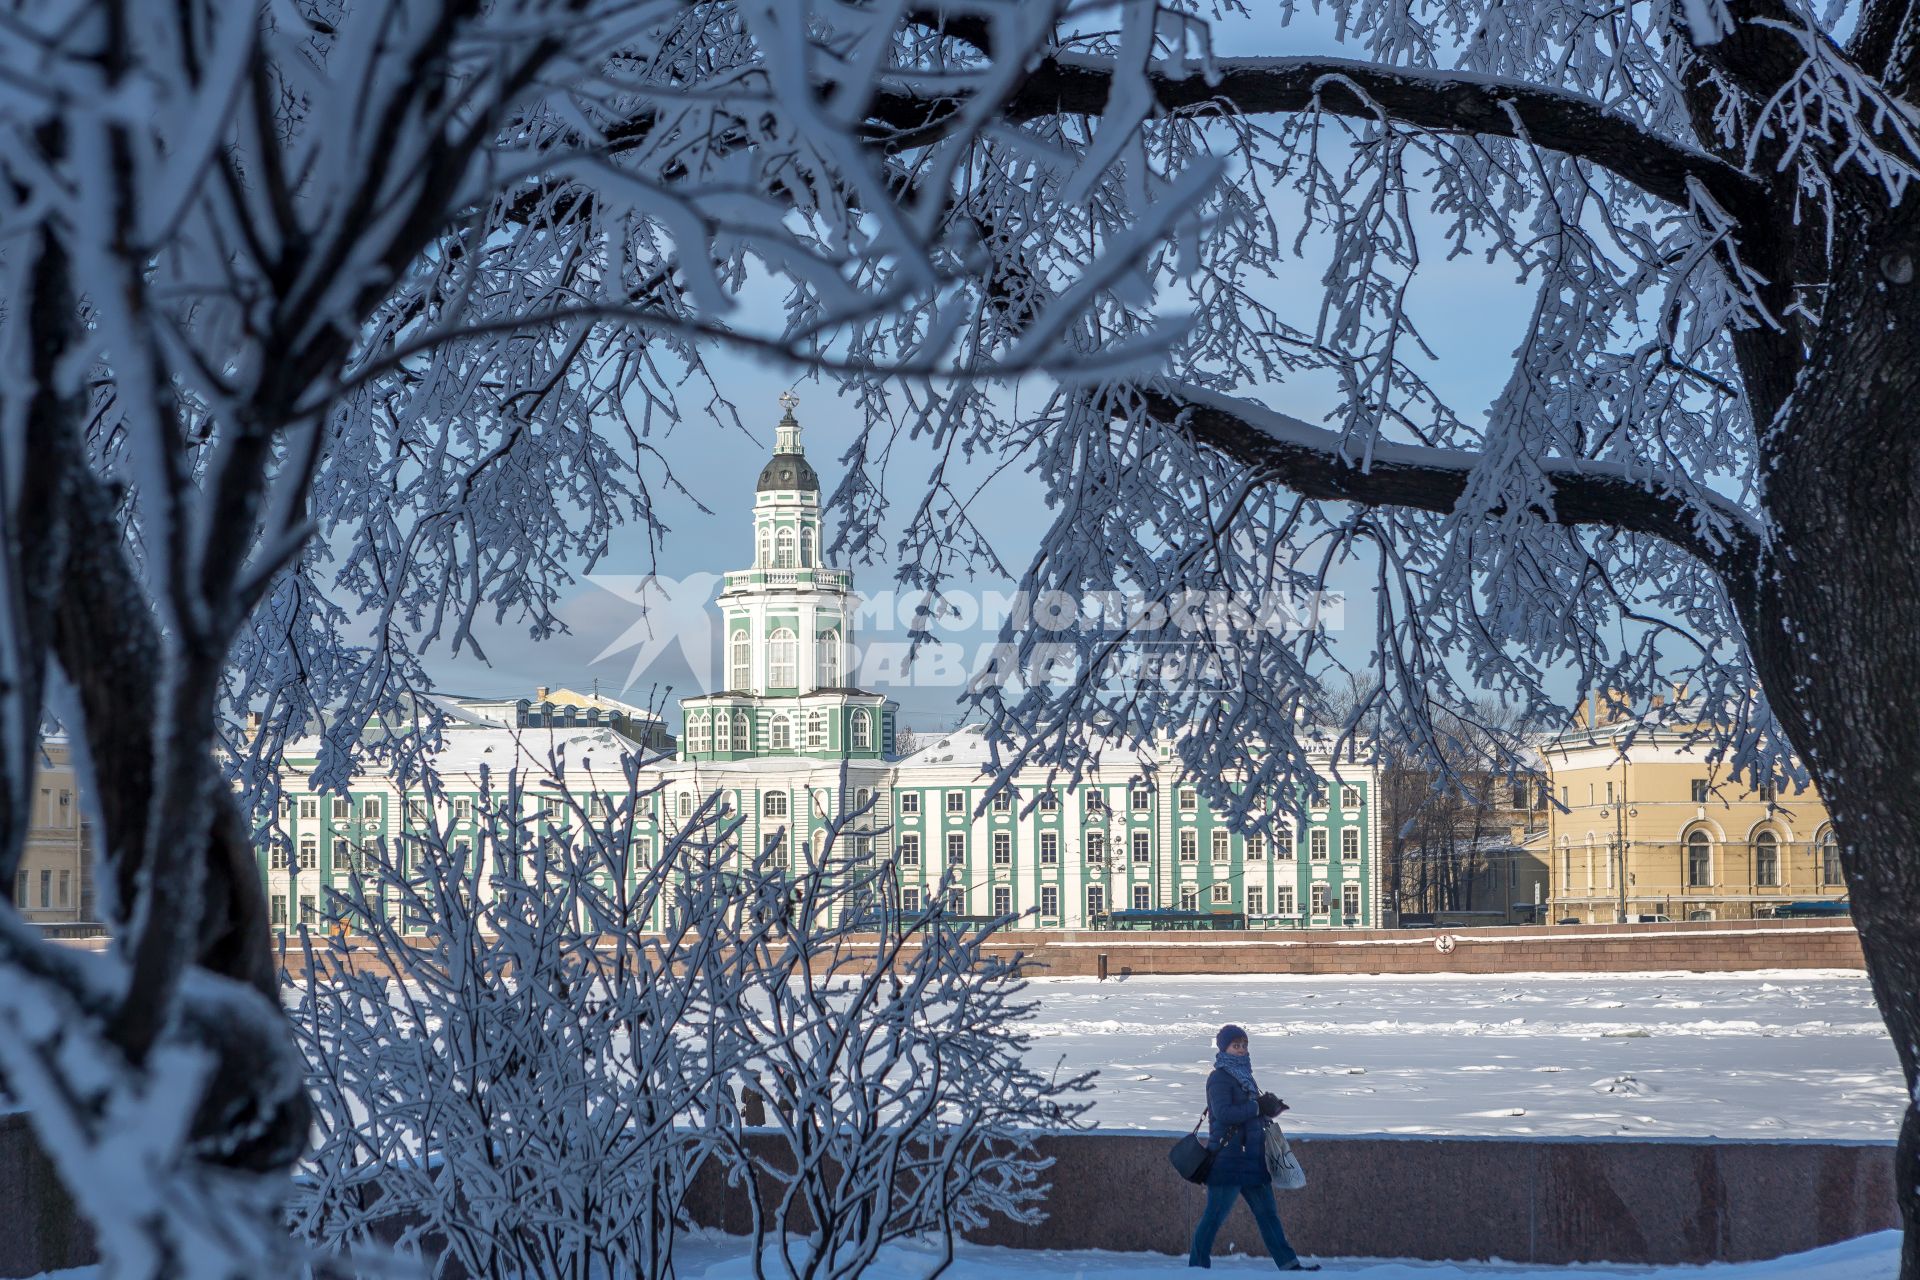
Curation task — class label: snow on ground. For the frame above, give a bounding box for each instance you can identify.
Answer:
[1019,971,1906,1139]
[29,1232,1903,1280]
[671,1231,1900,1279]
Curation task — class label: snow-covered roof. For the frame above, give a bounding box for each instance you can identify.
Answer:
[898,724,1160,772]
[287,722,643,783]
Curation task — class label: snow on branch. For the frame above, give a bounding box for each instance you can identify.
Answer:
[1137,383,1764,588]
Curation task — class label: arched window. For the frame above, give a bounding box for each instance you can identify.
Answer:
[817,631,841,688]
[758,526,770,567]
[734,711,750,750]
[1822,829,1843,885]
[851,709,871,750]
[1754,829,1780,886]
[715,714,732,752]
[808,710,826,749]
[688,714,709,754]
[775,528,796,569]
[770,716,791,750]
[731,632,752,689]
[800,524,814,567]
[769,629,797,687]
[678,792,693,819]
[1686,830,1713,887]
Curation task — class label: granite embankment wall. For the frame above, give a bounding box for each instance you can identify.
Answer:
[939,917,1866,977]
[2,1114,1897,1276]
[110,917,1860,981]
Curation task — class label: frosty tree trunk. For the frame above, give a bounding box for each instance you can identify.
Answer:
[1747,200,1920,1280]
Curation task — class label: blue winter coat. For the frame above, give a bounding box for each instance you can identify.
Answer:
[1204,1067,1268,1186]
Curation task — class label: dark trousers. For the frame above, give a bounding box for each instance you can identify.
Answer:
[1187,1180,1299,1268]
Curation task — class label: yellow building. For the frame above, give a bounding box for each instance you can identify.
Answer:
[13,736,91,926]
[1542,694,1842,923]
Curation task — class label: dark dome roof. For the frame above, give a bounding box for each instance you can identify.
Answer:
[756,451,819,492]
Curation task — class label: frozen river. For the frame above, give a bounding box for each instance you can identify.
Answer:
[1017,970,1906,1140]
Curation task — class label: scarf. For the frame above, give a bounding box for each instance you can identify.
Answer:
[1214,1048,1259,1100]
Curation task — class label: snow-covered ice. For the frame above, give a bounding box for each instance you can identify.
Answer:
[1018,971,1905,1139]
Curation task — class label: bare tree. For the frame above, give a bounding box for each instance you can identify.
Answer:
[291,761,1089,1280]
[0,3,1147,1275]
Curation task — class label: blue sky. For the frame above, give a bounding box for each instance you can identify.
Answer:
[427,251,1539,732]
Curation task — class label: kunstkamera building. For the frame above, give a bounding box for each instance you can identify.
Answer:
[261,403,1380,932]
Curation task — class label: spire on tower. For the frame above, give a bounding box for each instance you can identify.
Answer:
[775,391,803,454]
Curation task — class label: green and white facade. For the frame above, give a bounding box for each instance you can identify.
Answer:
[260,404,1381,931]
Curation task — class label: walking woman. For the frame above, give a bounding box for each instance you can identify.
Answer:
[1188,1025,1318,1271]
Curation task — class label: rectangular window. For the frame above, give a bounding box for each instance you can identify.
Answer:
[1510,779,1529,810]
[899,792,920,815]
[1086,790,1106,814]
[1131,787,1151,812]
[298,836,317,870]
[1211,829,1231,862]
[1276,883,1296,914]
[1178,788,1197,812]
[946,833,966,866]
[1087,885,1106,918]
[1559,785,1568,808]
[332,797,351,821]
[454,797,473,824]
[1341,828,1360,860]
[1132,830,1151,863]
[362,796,383,821]
[1340,785,1361,809]
[1342,881,1361,922]
[1310,829,1329,861]
[1180,886,1199,911]
[13,871,20,903]
[299,797,318,820]
[947,888,966,916]
[992,790,1012,813]
[1041,885,1059,918]
[1246,834,1265,860]
[58,870,69,906]
[1038,791,1058,812]
[1309,781,1329,808]
[1758,783,1776,803]
[993,886,1012,916]
[1039,832,1058,864]
[406,799,427,825]
[271,895,288,928]
[946,790,966,815]
[993,832,1012,865]
[766,791,789,818]
[1179,829,1198,862]
[544,797,566,821]
[1605,781,1615,804]
[902,887,921,914]
[300,895,317,926]
[1247,886,1266,915]
[1276,828,1295,859]
[271,844,290,870]
[1691,778,1710,804]
[1311,883,1329,915]
[1212,883,1232,905]
[899,834,921,867]
[40,869,50,908]
[1133,884,1152,911]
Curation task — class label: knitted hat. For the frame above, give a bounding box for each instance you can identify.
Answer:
[1215,1023,1249,1051]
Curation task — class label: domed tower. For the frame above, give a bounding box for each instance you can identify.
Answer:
[680,395,894,761]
